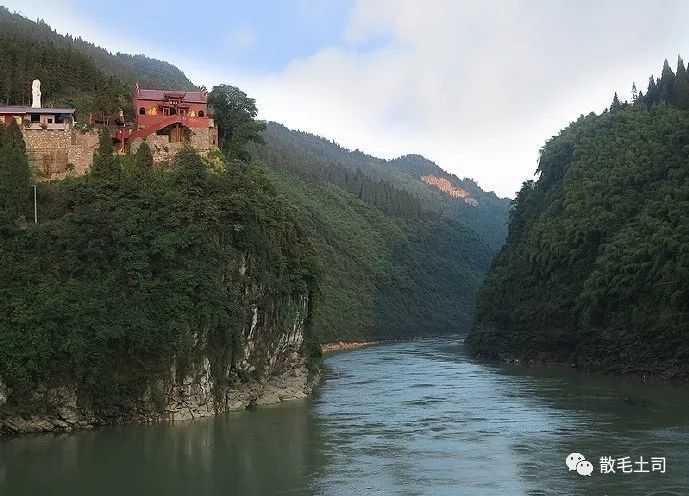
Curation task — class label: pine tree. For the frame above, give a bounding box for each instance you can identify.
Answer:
[659,59,675,103]
[610,92,622,113]
[645,76,660,106]
[135,140,153,169]
[672,55,689,109]
[0,121,32,220]
[631,82,638,104]
[91,127,119,178]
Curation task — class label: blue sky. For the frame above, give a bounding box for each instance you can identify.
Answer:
[4,1,689,197]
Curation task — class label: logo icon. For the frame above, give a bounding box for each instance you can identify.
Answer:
[566,453,592,476]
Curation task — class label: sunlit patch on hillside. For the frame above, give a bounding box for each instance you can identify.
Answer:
[421,175,478,206]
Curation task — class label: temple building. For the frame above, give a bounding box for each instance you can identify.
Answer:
[128,83,218,158]
[0,80,219,180]
[0,105,75,130]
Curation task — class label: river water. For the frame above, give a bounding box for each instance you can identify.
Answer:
[1,339,688,495]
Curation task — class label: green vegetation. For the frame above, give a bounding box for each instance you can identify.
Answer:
[467,58,689,380]
[208,85,266,162]
[251,124,497,341]
[0,121,31,220]
[0,7,196,118]
[258,123,510,250]
[0,132,318,416]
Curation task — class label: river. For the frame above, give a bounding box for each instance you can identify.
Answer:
[1,339,688,495]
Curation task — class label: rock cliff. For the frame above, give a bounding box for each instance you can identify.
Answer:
[0,264,319,435]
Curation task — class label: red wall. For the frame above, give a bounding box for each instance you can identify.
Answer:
[134,98,209,129]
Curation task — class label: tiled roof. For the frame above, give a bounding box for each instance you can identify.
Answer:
[136,89,207,103]
[0,106,75,114]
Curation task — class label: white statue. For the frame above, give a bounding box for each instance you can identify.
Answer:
[31,79,41,108]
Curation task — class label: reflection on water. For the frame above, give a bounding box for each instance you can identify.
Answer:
[1,339,688,495]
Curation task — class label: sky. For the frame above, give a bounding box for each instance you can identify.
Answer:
[4,0,689,198]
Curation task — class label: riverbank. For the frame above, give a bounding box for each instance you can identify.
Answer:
[321,341,378,353]
[0,366,321,436]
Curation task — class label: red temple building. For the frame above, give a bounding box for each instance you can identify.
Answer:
[0,80,220,180]
[128,83,218,152]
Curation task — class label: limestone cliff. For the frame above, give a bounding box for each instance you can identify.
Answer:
[0,257,320,436]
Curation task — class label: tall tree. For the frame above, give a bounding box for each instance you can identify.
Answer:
[645,76,660,106]
[610,92,622,113]
[135,140,153,169]
[0,121,32,220]
[673,56,689,109]
[208,85,266,162]
[659,59,675,103]
[91,127,119,178]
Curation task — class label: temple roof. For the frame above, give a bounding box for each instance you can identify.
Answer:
[0,106,75,114]
[136,89,207,103]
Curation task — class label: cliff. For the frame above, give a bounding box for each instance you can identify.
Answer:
[0,149,321,435]
[0,265,317,435]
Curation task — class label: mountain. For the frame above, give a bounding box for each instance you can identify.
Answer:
[259,123,510,250]
[0,7,195,117]
[249,123,507,341]
[467,58,689,380]
[0,7,510,343]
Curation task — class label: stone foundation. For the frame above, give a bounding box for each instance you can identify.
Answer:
[22,128,99,180]
[130,127,218,165]
[21,125,219,181]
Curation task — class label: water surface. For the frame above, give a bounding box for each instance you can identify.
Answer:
[1,339,688,495]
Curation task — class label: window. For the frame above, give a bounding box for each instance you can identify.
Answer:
[139,107,146,115]
[47,118,53,124]
[31,114,40,123]
[198,110,205,117]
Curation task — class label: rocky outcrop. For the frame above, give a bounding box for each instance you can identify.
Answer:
[0,260,320,436]
[421,174,478,206]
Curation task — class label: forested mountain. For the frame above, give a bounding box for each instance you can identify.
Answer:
[467,58,689,380]
[249,124,503,340]
[0,7,196,117]
[0,8,510,343]
[259,123,510,249]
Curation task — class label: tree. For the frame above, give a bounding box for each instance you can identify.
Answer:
[673,56,689,109]
[135,140,153,169]
[610,92,622,113]
[208,84,266,162]
[631,82,638,104]
[645,76,660,106]
[0,121,32,220]
[659,59,675,103]
[91,127,119,178]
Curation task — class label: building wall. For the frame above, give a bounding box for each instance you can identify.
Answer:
[21,126,218,180]
[130,127,218,165]
[134,98,209,129]
[22,129,99,180]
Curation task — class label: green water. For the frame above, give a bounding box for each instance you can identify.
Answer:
[1,339,688,495]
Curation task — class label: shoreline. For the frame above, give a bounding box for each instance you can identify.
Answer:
[321,341,378,353]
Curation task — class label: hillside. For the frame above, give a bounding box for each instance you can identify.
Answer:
[0,7,196,117]
[260,123,510,250]
[250,124,501,340]
[0,8,510,344]
[467,58,689,380]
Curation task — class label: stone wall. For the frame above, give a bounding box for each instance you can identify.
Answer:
[130,127,218,166]
[22,129,99,180]
[22,125,218,181]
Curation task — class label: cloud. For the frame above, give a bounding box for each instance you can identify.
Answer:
[231,0,689,197]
